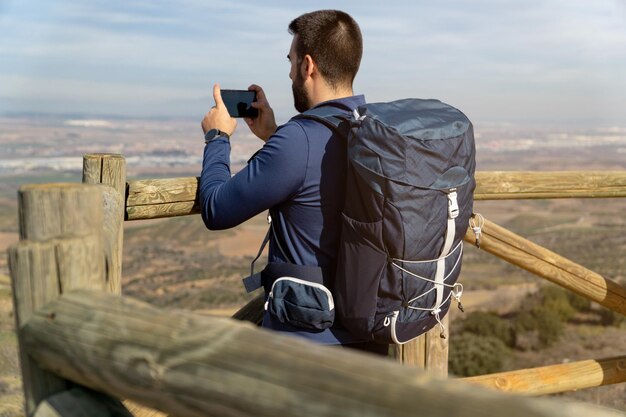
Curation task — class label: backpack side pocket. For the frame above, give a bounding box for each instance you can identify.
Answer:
[266,276,335,330]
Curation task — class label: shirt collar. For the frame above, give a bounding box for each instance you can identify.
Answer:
[311,94,366,112]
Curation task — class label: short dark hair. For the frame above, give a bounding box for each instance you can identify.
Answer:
[288,10,363,90]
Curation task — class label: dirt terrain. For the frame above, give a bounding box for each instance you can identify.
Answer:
[2,196,625,415]
[0,117,625,414]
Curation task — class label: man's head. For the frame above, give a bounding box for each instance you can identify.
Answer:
[288,10,363,112]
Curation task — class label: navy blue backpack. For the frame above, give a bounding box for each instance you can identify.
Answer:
[246,98,476,344]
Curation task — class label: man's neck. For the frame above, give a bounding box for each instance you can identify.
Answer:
[309,83,354,108]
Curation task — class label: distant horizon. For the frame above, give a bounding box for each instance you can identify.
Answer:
[2,110,625,130]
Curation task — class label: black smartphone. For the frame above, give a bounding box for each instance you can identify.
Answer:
[221,89,258,118]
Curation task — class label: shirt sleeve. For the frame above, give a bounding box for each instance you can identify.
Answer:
[199,122,309,230]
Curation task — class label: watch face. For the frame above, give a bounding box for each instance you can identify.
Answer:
[205,128,220,141]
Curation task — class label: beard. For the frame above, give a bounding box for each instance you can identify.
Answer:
[292,72,311,113]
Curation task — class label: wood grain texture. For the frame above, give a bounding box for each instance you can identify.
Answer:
[474,171,626,200]
[393,315,449,376]
[463,356,626,395]
[82,154,126,294]
[123,171,626,220]
[82,155,103,185]
[392,335,425,368]
[23,290,625,417]
[82,154,127,198]
[424,314,449,375]
[10,183,108,416]
[18,183,104,240]
[126,177,198,206]
[101,186,124,294]
[9,234,106,415]
[126,200,198,221]
[9,241,68,415]
[463,216,626,315]
[126,177,199,220]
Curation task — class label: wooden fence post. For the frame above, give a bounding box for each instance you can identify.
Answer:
[393,315,449,376]
[83,154,126,294]
[8,183,116,416]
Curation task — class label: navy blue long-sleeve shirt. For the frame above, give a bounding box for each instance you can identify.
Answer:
[199,95,366,344]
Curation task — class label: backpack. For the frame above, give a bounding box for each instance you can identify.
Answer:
[243,98,475,345]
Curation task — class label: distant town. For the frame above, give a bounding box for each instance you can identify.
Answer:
[1,115,625,179]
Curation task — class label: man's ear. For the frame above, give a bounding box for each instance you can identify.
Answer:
[301,54,315,79]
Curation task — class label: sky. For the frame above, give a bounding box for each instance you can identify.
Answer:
[1,0,626,126]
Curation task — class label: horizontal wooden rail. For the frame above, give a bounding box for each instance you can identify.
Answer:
[125,171,626,220]
[463,355,626,396]
[474,171,626,200]
[126,177,199,220]
[463,216,626,316]
[21,290,625,417]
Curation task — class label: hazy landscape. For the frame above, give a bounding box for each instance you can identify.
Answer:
[1,114,625,415]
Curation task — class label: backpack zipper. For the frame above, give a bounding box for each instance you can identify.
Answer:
[265,276,335,311]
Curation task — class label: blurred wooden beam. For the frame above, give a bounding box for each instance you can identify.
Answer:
[23,290,626,417]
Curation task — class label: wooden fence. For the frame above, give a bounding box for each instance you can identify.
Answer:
[7,153,626,416]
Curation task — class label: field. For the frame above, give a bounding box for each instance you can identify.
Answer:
[1,118,626,414]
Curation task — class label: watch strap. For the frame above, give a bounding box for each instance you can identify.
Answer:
[204,129,230,143]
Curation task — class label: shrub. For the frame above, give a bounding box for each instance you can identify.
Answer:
[448,332,511,377]
[458,311,515,348]
[565,291,592,312]
[536,285,577,322]
[514,305,564,349]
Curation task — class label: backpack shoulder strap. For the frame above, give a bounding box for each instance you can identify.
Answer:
[292,106,351,133]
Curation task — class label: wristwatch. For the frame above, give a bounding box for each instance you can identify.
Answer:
[204,128,230,143]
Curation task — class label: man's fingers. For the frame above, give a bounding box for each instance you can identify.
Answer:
[250,101,265,109]
[248,84,266,101]
[213,83,225,108]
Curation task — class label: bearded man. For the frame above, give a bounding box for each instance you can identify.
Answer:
[199,10,387,355]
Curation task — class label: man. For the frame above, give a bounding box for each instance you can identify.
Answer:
[199,10,387,355]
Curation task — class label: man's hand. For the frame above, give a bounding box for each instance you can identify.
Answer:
[245,84,277,142]
[201,84,237,136]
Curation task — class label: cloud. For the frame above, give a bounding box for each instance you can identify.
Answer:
[1,0,625,125]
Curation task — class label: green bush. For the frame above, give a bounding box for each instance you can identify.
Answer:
[448,333,511,377]
[536,286,577,322]
[514,305,564,349]
[458,311,515,348]
[565,291,592,312]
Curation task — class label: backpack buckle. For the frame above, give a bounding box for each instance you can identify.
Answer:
[447,189,459,219]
